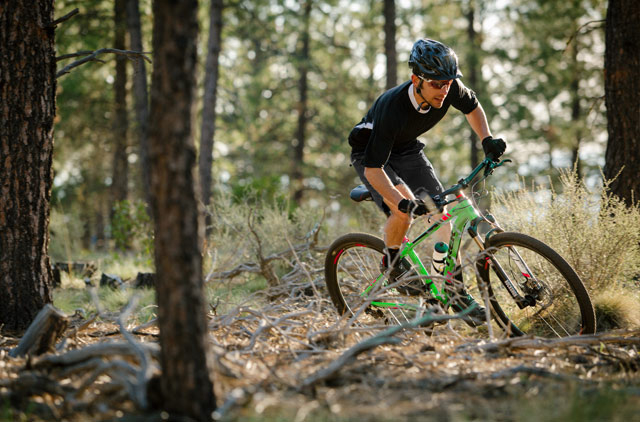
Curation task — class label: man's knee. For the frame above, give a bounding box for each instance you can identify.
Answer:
[388,208,412,226]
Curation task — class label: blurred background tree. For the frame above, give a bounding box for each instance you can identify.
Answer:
[49,0,615,258]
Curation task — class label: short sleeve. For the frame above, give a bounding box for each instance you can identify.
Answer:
[449,79,478,115]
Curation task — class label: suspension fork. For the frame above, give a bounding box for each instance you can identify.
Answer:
[468,217,532,309]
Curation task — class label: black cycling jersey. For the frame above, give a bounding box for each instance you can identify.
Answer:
[348,79,478,168]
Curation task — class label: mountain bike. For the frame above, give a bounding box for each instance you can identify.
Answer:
[324,156,596,338]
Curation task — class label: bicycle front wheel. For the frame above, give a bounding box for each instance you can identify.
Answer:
[324,233,431,330]
[477,232,596,337]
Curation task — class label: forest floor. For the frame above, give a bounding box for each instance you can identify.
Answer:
[1,276,639,422]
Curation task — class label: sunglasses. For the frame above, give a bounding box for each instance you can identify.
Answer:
[418,76,453,90]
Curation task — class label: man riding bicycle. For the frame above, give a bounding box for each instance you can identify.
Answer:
[348,38,506,321]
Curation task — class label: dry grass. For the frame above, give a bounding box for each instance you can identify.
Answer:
[594,290,640,331]
[2,261,639,421]
[491,170,640,330]
[4,174,639,420]
[204,276,640,421]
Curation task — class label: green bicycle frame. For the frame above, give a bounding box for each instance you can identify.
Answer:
[361,192,483,309]
[359,156,517,311]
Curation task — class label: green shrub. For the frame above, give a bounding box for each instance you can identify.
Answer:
[111,199,153,258]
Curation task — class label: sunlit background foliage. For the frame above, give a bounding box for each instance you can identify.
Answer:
[51,0,608,257]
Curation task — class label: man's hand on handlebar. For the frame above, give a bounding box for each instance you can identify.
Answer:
[397,198,429,216]
[482,136,506,162]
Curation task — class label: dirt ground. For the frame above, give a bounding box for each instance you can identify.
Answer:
[1,281,639,421]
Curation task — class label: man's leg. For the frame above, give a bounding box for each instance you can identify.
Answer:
[382,183,414,249]
[351,152,409,253]
[387,151,459,264]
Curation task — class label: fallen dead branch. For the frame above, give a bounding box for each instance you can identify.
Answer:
[205,220,325,283]
[457,330,640,353]
[2,228,639,420]
[300,307,477,390]
[1,291,162,420]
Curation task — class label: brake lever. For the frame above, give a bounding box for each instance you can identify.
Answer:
[484,158,512,176]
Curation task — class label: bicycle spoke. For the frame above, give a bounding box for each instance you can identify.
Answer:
[326,234,430,332]
[481,233,594,337]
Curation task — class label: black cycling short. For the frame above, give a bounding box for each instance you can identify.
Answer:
[351,148,445,216]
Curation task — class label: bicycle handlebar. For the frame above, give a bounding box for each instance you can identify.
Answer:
[431,156,511,209]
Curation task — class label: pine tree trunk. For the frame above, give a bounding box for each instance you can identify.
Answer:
[466,0,481,168]
[199,0,223,234]
[292,0,311,204]
[570,35,582,177]
[383,0,397,90]
[111,0,129,220]
[126,0,151,213]
[603,0,640,206]
[0,0,55,332]
[149,0,216,419]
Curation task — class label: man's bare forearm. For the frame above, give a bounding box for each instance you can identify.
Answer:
[465,104,492,140]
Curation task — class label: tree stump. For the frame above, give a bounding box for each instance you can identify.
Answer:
[100,273,124,289]
[9,304,69,358]
[134,272,155,289]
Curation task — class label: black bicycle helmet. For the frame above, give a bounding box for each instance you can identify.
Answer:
[408,38,462,80]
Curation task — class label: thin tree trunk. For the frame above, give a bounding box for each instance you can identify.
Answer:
[0,0,55,332]
[570,30,582,176]
[603,0,640,206]
[384,0,397,90]
[292,0,311,204]
[199,0,223,234]
[466,0,481,168]
[149,0,216,419]
[111,0,129,224]
[126,0,151,214]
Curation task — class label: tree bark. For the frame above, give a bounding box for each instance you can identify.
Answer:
[111,0,129,223]
[126,0,151,214]
[292,0,312,204]
[0,0,55,332]
[383,0,397,90]
[603,0,640,206]
[149,0,216,419]
[199,0,223,234]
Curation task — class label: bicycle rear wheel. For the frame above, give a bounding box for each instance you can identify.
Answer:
[324,233,432,330]
[477,232,596,337]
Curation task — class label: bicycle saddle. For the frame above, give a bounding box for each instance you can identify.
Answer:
[350,184,372,202]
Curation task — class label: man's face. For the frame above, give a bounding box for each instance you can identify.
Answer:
[412,75,453,109]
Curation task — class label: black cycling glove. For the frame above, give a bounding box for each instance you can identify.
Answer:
[482,136,506,161]
[398,198,428,216]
